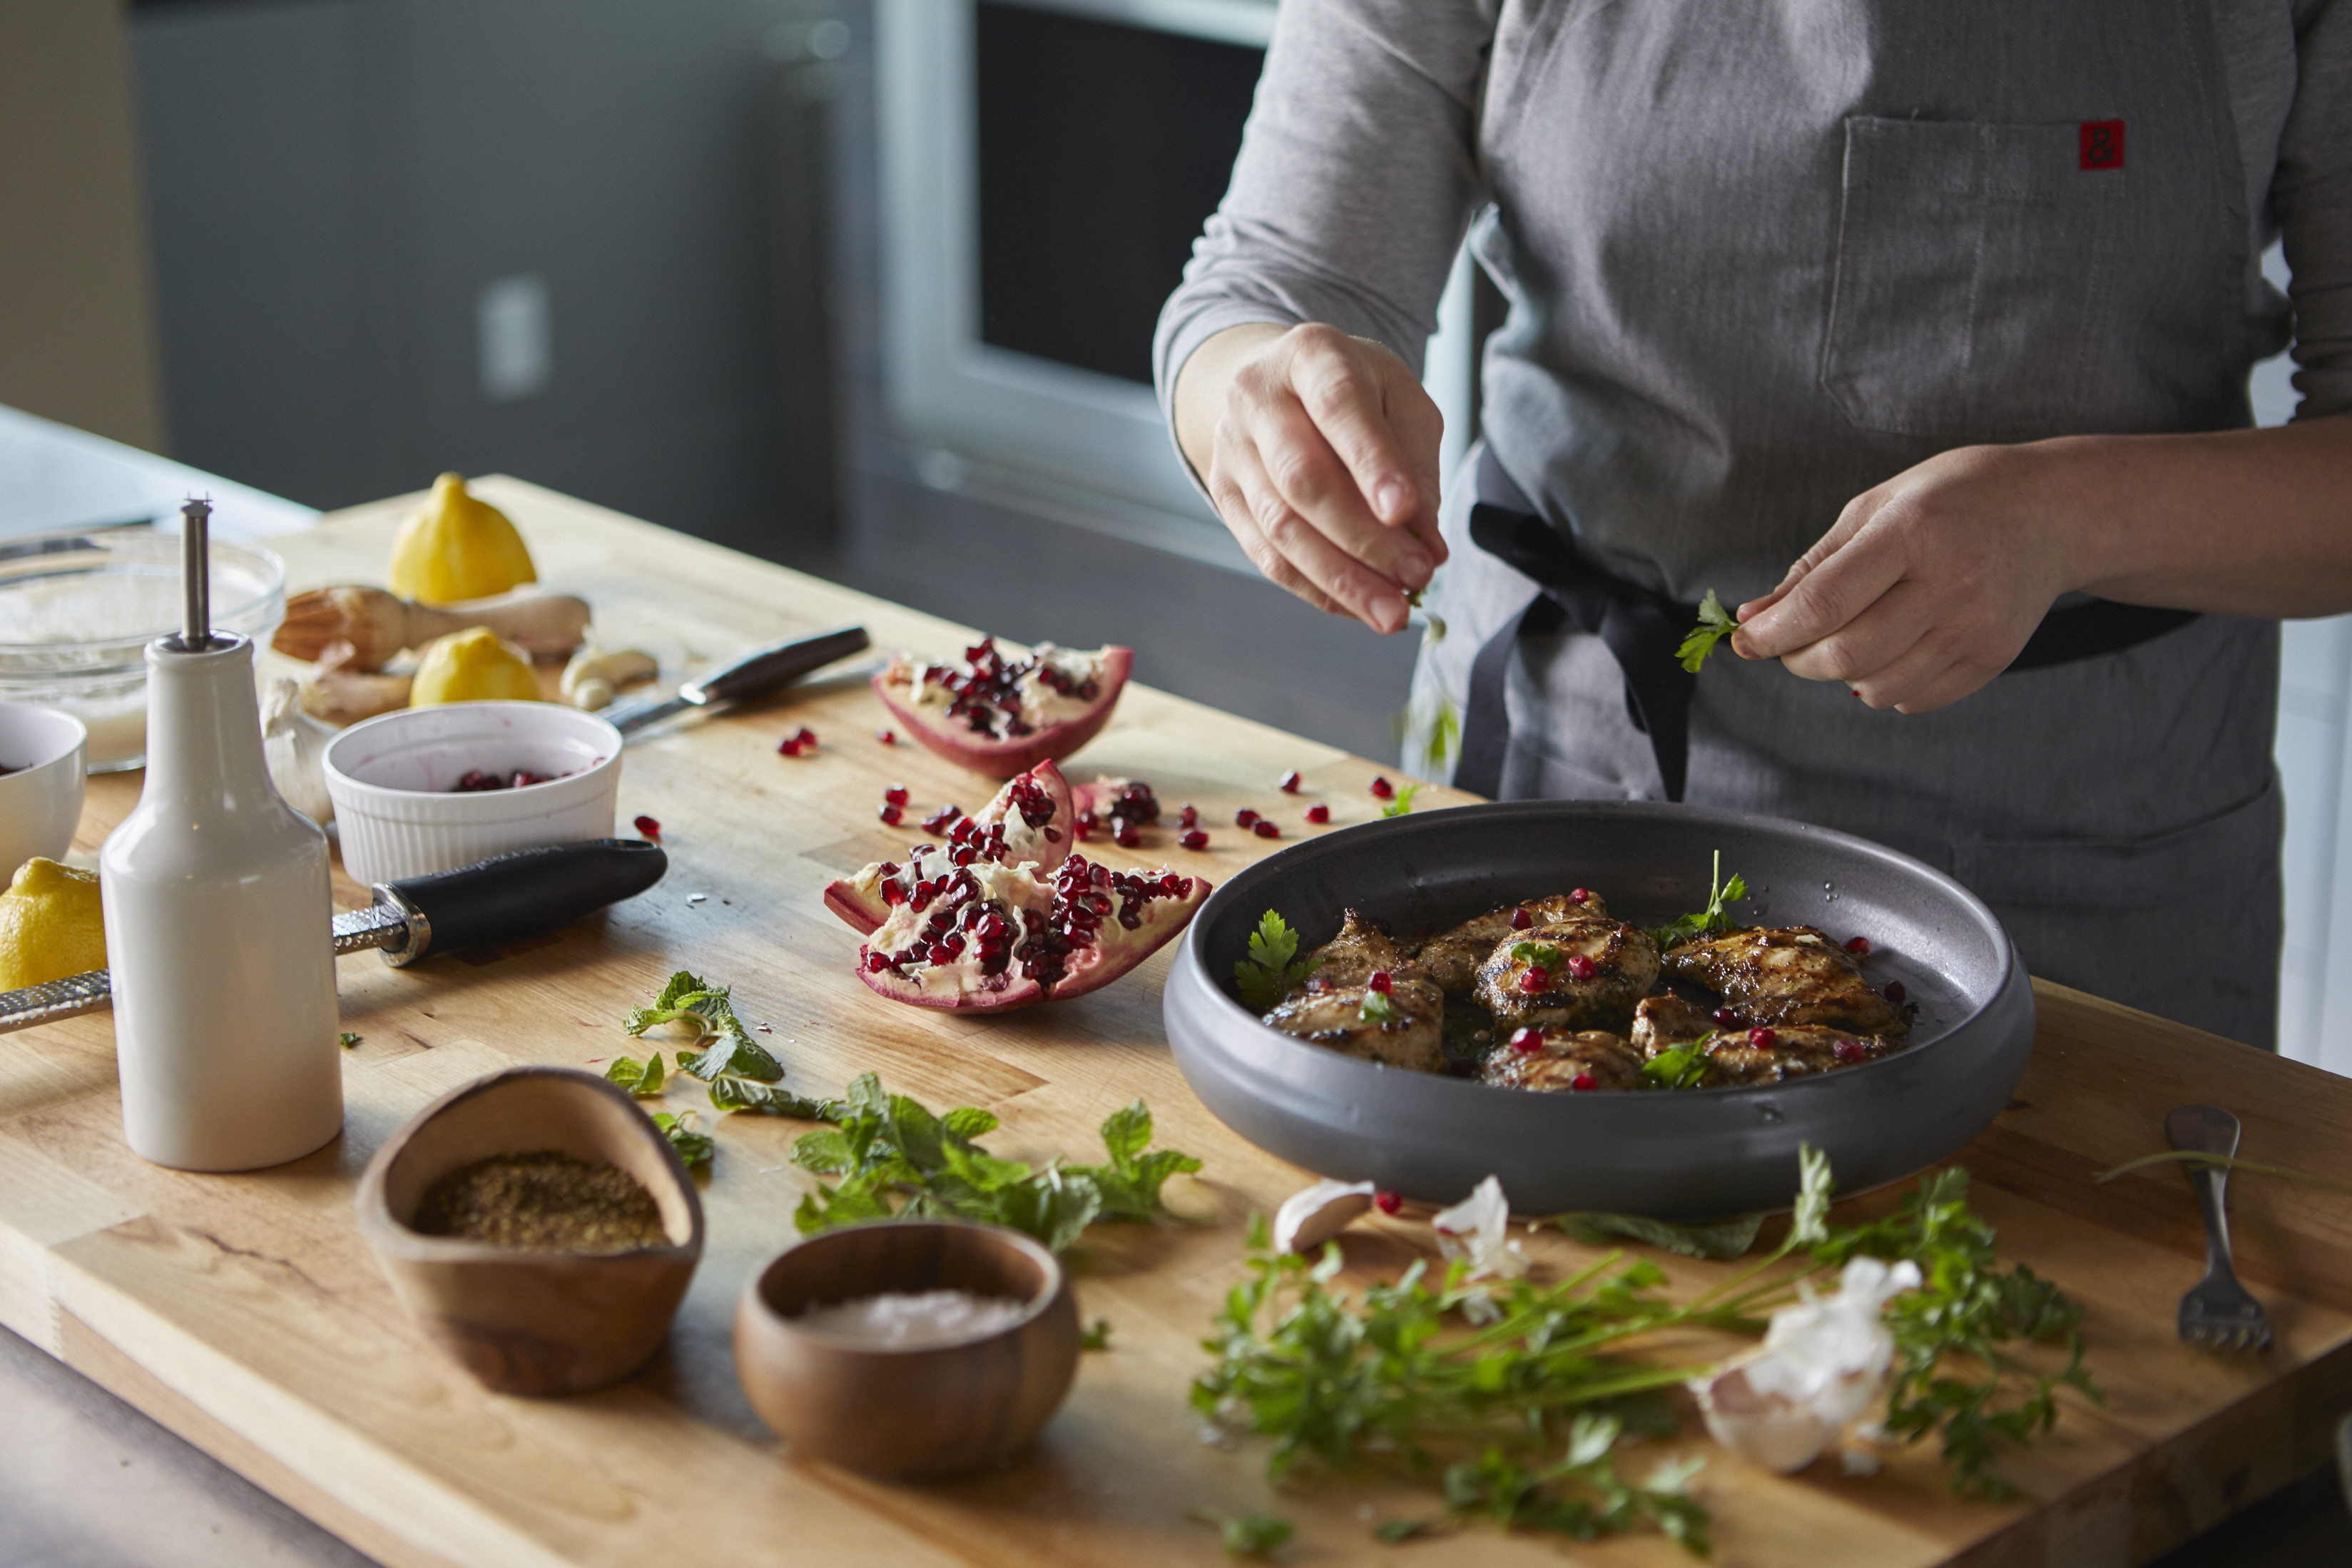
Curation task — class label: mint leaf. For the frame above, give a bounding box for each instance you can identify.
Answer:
[1193,1509,1293,1559]
[1676,589,1739,673]
[652,1110,713,1167]
[1555,1209,1764,1260]
[1640,1033,1718,1091]
[1081,1318,1112,1350]
[709,1075,834,1117]
[604,1053,666,1097]
[337,1032,362,1049]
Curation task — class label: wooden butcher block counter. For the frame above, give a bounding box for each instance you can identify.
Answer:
[4,479,2351,1568]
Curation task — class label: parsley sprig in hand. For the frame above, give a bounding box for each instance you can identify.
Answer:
[1644,850,1748,950]
[1675,589,1740,673]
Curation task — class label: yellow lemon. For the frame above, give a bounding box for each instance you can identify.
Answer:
[409,626,544,706]
[388,474,538,604]
[0,858,106,991]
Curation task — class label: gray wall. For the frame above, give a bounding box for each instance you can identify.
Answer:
[133,0,822,563]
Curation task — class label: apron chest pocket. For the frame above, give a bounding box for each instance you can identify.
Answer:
[1819,116,2128,441]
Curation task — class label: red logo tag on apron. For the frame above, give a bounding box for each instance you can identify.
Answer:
[2079,120,2124,170]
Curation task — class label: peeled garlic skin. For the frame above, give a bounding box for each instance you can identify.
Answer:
[1271,1179,1377,1254]
[260,678,336,824]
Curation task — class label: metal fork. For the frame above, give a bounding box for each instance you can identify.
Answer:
[2167,1104,2272,1353]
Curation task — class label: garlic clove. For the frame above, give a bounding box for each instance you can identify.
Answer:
[560,643,658,708]
[260,678,337,824]
[1271,1178,1378,1254]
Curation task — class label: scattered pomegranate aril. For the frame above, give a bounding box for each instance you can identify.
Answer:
[884,784,910,806]
[877,728,897,745]
[1571,1072,1599,1092]
[1748,1027,1778,1049]
[878,803,903,825]
[1564,954,1597,980]
[1369,776,1395,799]
[1509,1027,1543,1053]
[778,735,803,756]
[633,815,661,842]
[1368,970,1393,994]
[1252,820,1280,840]
[1278,770,1302,793]
[1180,829,1208,850]
[796,726,817,745]
[1304,803,1330,824]
[1114,823,1142,849]
[1885,980,1908,1003]
[1178,803,1198,830]
[1519,966,1550,994]
[1833,1040,1870,1064]
[1845,935,1871,955]
[1374,1191,1402,1215]
[1712,1007,1740,1027]
[1236,808,1260,828]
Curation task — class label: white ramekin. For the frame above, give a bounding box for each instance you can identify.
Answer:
[0,703,88,881]
[322,702,624,886]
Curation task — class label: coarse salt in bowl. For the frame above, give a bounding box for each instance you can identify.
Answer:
[322,701,623,886]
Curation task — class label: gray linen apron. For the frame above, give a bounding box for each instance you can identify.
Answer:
[1412,0,2286,1045]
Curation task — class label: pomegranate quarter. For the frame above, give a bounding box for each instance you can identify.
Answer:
[874,636,1131,778]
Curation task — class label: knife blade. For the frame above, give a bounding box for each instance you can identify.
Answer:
[603,625,870,736]
[0,838,668,1037]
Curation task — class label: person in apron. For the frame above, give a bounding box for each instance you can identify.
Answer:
[1156,1,2352,1047]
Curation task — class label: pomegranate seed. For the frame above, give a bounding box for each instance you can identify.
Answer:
[1236,808,1260,828]
[633,815,661,842]
[1565,954,1597,980]
[1278,770,1303,793]
[1846,935,1871,955]
[1748,1027,1778,1049]
[1073,821,1091,841]
[1509,1027,1543,1053]
[1179,803,1198,829]
[1180,829,1208,850]
[1305,803,1330,824]
[778,735,803,756]
[1885,980,1908,1003]
[1115,823,1142,849]
[1571,1073,1599,1092]
[878,803,903,825]
[1368,970,1393,993]
[1833,1039,1870,1063]
[1374,1191,1402,1215]
[877,728,896,744]
[1369,776,1395,798]
[798,726,818,745]
[1519,966,1549,993]
[1711,1007,1739,1027]
[1252,820,1280,839]
[884,784,910,805]
[1570,887,1591,904]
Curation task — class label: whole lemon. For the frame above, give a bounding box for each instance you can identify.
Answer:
[0,858,106,991]
[410,626,544,706]
[388,474,538,604]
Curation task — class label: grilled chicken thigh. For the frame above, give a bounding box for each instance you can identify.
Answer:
[1475,912,1659,1031]
[1263,975,1447,1072]
[1295,909,1422,994]
[1660,925,1903,1034]
[1632,991,1895,1086]
[1412,892,1607,994]
[1480,1026,1646,1093]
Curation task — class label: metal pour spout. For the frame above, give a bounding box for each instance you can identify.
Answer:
[179,497,213,651]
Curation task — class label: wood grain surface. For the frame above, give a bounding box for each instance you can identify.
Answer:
[3,478,2348,1568]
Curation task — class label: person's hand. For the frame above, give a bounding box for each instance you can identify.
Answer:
[1730,442,2091,713]
[1174,322,1447,634]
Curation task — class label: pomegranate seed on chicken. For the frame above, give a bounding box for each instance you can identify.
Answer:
[1509,1027,1542,1053]
[1833,1039,1870,1063]
[1564,954,1597,980]
[1748,1027,1778,1049]
[1510,907,1532,930]
[1570,887,1591,904]
[1368,970,1393,993]
[1519,966,1550,994]
[1571,1073,1599,1092]
[1712,1007,1739,1027]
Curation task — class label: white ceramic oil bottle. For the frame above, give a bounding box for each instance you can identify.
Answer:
[100,500,342,1170]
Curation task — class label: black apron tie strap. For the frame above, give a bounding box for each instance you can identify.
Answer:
[1452,446,2203,803]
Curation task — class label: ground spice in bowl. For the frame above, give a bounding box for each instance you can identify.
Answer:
[411,1149,668,1253]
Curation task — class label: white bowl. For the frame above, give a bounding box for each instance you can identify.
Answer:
[0,703,88,881]
[322,703,623,886]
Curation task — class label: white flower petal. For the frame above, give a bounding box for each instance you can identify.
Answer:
[1271,1178,1378,1254]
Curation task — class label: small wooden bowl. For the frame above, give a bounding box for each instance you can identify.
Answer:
[356,1065,704,1395]
[733,1221,1081,1477]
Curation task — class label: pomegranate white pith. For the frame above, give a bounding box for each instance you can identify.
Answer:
[822,760,1076,935]
[874,638,1131,778]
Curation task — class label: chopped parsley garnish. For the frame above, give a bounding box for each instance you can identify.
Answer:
[1639,1030,1720,1091]
[1233,910,1320,1009]
[1675,589,1740,673]
[1358,989,1402,1026]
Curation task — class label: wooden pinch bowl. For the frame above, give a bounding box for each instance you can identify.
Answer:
[733,1221,1081,1477]
[356,1065,704,1396]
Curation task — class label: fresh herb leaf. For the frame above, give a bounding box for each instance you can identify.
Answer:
[1192,1509,1293,1559]
[1382,782,1421,818]
[1081,1318,1112,1350]
[337,1032,361,1049]
[1644,850,1749,950]
[1373,1518,1447,1543]
[1359,989,1402,1026]
[1507,941,1563,968]
[605,1053,666,1097]
[1071,1099,1203,1221]
[624,970,784,1081]
[708,1074,835,1117]
[1639,1032,1719,1091]
[1555,1208,1763,1260]
[653,1109,713,1167]
[1676,589,1739,674]
[1233,911,1321,1010]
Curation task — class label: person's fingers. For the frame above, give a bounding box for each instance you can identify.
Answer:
[1237,380,1435,591]
[1205,440,1343,616]
[1734,510,1908,660]
[1775,578,1940,686]
[1221,434,1412,632]
[1284,326,1427,531]
[1378,360,1450,566]
[1734,491,1884,645]
[1848,625,2007,714]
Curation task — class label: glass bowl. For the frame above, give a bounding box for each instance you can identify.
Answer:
[0,527,286,771]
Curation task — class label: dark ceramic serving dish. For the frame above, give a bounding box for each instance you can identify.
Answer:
[1162,801,2035,1219]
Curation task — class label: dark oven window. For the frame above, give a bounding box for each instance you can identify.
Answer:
[975,1,1263,386]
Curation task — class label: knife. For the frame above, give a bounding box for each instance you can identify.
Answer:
[603,625,871,736]
[0,838,668,1036]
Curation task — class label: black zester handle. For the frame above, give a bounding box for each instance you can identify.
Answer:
[380,838,668,962]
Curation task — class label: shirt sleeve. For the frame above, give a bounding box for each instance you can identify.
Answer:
[1151,1,1500,423]
[2279,0,2352,418]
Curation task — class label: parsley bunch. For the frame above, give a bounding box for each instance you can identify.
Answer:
[1233,912,1321,1009]
[1676,589,1740,673]
[1645,851,1749,950]
[791,1074,1201,1253]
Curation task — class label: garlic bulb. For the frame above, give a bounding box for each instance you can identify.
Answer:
[261,678,337,824]
[561,643,658,710]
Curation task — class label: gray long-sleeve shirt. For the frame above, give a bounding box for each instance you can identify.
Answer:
[1155,0,2352,602]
